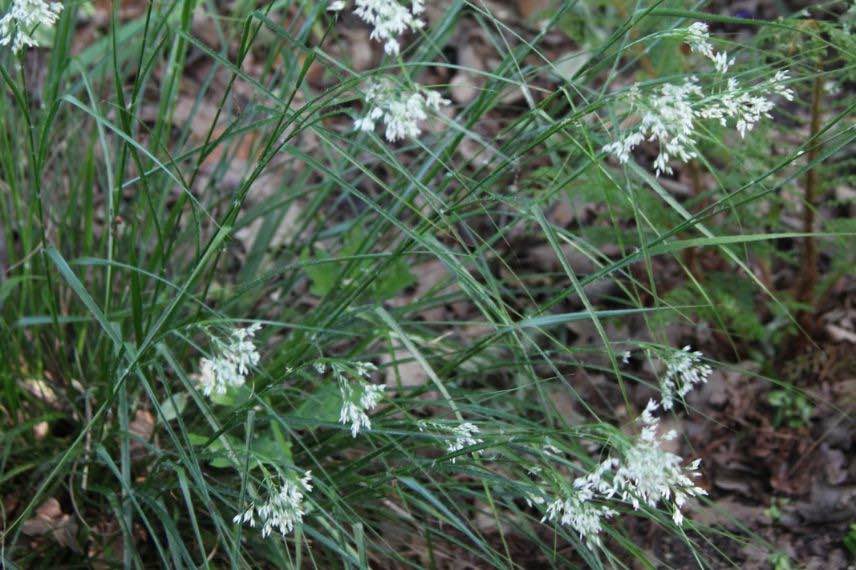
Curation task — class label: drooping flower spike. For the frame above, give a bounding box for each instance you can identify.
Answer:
[353,0,425,55]
[542,461,619,548]
[0,0,63,53]
[339,382,385,437]
[612,400,707,525]
[233,470,313,538]
[197,323,262,398]
[446,422,484,462]
[354,78,450,143]
[602,22,794,176]
[684,22,734,74]
[657,345,713,410]
[542,399,706,545]
[319,360,385,437]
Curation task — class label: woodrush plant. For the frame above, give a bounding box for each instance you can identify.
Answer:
[0,0,852,567]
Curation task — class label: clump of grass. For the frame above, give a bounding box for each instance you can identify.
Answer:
[0,0,852,567]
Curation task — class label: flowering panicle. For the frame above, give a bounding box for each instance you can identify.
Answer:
[0,0,63,53]
[355,78,449,142]
[339,383,385,437]
[233,470,313,538]
[684,22,733,74]
[699,72,795,138]
[603,78,703,176]
[658,345,713,410]
[603,22,793,176]
[446,422,483,461]
[542,399,706,545]
[197,323,262,397]
[612,400,707,525]
[544,496,616,548]
[352,0,425,55]
[324,360,384,437]
[542,461,618,547]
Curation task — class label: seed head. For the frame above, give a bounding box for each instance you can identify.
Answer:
[0,0,63,53]
[233,471,313,538]
[355,78,449,142]
[446,422,484,462]
[197,323,262,398]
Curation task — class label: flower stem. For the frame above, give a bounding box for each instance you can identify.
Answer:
[793,68,824,328]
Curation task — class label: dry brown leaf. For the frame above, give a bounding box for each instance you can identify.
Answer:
[172,97,221,141]
[383,350,429,389]
[21,498,81,552]
[33,421,49,440]
[449,37,488,105]
[191,12,221,50]
[19,379,60,408]
[388,260,454,322]
[341,28,375,71]
[826,323,856,344]
[693,497,767,528]
[130,409,155,441]
[546,386,584,425]
[129,409,155,459]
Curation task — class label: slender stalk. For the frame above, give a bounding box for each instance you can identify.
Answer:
[794,69,824,327]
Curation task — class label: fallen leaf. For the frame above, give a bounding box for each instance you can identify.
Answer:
[825,323,856,344]
[19,378,58,406]
[21,498,80,552]
[33,421,49,440]
[383,350,429,389]
[129,409,155,459]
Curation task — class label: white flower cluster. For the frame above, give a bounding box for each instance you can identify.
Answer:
[446,422,483,462]
[542,461,618,547]
[544,496,616,548]
[603,78,702,176]
[0,0,62,53]
[612,400,707,525]
[339,383,385,437]
[699,71,795,138]
[354,78,449,142]
[542,400,706,545]
[352,0,425,55]
[197,323,262,398]
[325,360,385,437]
[603,22,793,176]
[684,22,733,74]
[233,470,313,538]
[658,345,713,410]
